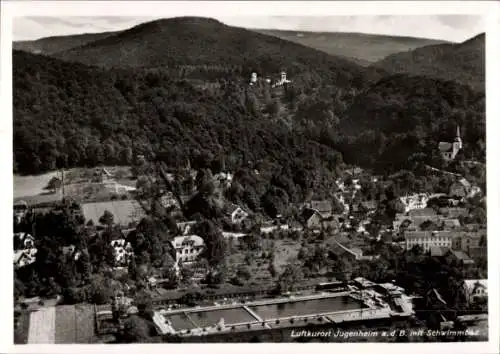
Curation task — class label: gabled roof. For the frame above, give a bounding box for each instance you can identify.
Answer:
[464,279,487,292]
[360,200,377,210]
[310,200,332,213]
[439,142,453,152]
[429,288,447,305]
[404,231,432,239]
[409,208,437,217]
[430,246,449,257]
[443,219,461,228]
[458,178,471,189]
[224,203,241,215]
[171,235,204,248]
[301,207,321,222]
[439,207,468,218]
[449,250,473,261]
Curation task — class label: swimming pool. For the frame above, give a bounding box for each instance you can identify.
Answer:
[248,296,365,320]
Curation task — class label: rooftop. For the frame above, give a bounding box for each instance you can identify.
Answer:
[430,246,449,257]
[408,208,437,217]
[310,200,333,213]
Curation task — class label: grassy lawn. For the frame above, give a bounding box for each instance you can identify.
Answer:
[14,171,60,199]
[64,166,132,184]
[14,166,135,204]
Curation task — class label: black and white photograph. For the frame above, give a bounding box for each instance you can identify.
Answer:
[2,1,499,352]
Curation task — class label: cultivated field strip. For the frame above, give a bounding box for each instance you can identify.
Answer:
[75,305,96,343]
[27,307,55,344]
[55,306,76,343]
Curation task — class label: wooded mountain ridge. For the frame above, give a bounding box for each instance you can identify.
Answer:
[371,33,485,91]
[253,29,448,66]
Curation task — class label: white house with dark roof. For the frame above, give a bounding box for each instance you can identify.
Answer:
[110,239,134,266]
[14,248,37,269]
[224,204,248,224]
[399,193,429,213]
[463,279,487,306]
[171,235,205,264]
[14,232,35,250]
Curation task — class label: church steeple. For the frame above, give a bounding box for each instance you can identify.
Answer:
[455,125,462,150]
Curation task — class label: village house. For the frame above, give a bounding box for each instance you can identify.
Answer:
[171,235,205,265]
[328,239,377,262]
[14,200,28,224]
[467,246,487,261]
[300,207,340,231]
[441,218,461,230]
[14,248,37,269]
[399,193,429,213]
[224,203,249,224]
[176,221,198,235]
[463,279,487,307]
[110,239,134,266]
[13,232,37,268]
[393,208,442,232]
[305,200,333,218]
[446,250,475,265]
[438,207,468,219]
[62,244,82,261]
[451,230,486,254]
[404,230,453,252]
[449,178,482,200]
[301,208,322,229]
[429,246,449,258]
[14,232,35,250]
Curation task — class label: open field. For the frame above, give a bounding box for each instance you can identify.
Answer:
[63,165,132,184]
[82,199,146,226]
[27,307,56,344]
[55,305,96,343]
[14,166,136,204]
[14,171,60,199]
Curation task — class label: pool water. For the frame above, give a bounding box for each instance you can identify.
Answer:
[187,308,257,328]
[248,296,365,320]
[165,313,197,331]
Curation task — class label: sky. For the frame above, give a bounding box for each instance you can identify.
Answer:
[13,15,485,43]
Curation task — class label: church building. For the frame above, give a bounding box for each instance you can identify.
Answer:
[438,126,462,161]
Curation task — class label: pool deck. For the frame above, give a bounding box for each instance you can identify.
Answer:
[153,290,414,336]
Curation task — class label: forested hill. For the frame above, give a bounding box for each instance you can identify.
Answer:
[13,31,120,55]
[338,74,485,172]
[371,33,485,91]
[13,50,348,184]
[253,29,447,66]
[14,48,485,180]
[51,17,383,82]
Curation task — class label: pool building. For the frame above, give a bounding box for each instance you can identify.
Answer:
[153,278,415,337]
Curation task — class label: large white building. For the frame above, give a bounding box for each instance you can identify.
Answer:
[404,231,454,252]
[171,235,205,264]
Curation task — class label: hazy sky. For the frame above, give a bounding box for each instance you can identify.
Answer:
[13,15,485,42]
